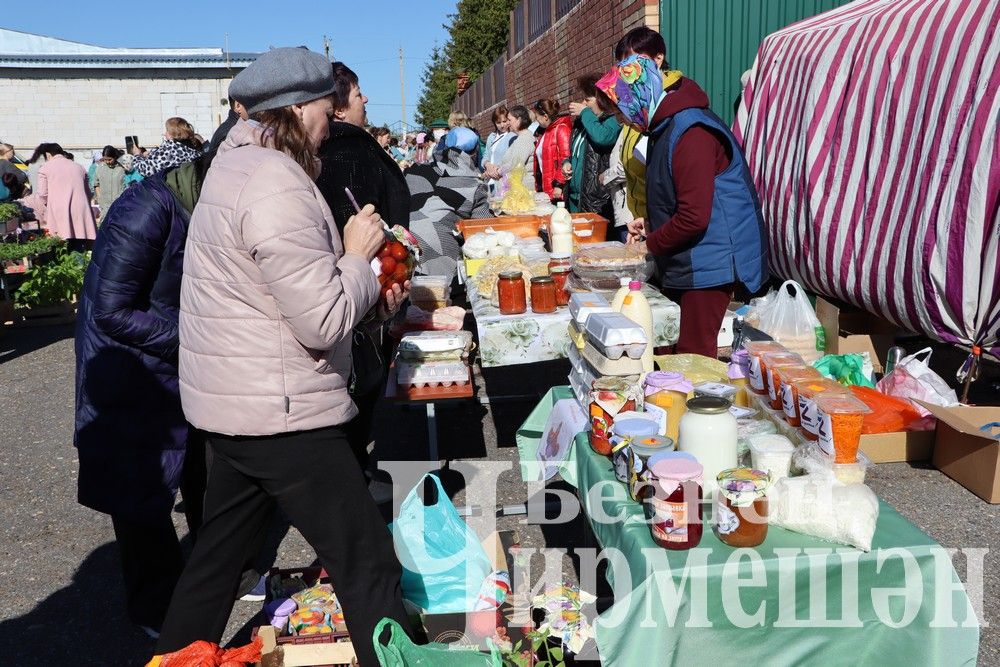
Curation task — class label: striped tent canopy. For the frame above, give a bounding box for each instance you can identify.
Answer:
[734,0,1000,359]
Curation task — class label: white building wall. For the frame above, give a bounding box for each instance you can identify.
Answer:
[0,73,234,161]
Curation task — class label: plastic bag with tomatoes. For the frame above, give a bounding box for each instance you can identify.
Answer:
[374,225,421,304]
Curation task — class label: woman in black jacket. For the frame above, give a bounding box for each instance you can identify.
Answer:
[315,62,410,231]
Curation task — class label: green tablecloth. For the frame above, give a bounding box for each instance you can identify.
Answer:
[516,388,980,666]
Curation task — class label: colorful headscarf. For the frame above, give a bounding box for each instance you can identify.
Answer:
[597,55,665,133]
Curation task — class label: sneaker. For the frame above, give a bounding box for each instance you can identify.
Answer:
[239,574,267,602]
[139,625,160,639]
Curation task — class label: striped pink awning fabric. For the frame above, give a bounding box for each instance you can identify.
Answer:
[734,0,1000,358]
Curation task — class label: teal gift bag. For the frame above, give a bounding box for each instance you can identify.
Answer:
[390,474,492,613]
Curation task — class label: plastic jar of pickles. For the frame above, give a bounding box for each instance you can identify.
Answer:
[715,468,771,547]
[649,457,703,550]
[497,271,527,315]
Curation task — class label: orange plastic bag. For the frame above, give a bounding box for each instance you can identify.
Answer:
[146,637,263,667]
[849,386,927,434]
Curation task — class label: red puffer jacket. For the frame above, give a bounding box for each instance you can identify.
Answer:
[537,114,573,199]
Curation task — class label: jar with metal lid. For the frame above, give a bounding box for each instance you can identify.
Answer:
[715,468,770,547]
[548,253,572,273]
[550,266,571,306]
[649,457,703,550]
[628,435,674,501]
[497,271,527,315]
[677,396,738,500]
[530,276,557,313]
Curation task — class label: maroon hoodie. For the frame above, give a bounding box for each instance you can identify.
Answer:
[644,78,731,257]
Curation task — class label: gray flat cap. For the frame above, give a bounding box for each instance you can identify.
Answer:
[229,47,335,115]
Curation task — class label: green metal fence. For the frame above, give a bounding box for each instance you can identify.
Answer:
[661,0,852,125]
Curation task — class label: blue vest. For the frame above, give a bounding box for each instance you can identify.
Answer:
[646,107,768,292]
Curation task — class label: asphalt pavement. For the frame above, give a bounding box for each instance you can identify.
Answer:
[0,324,995,665]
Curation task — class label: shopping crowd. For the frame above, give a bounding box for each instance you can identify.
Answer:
[1,24,769,666]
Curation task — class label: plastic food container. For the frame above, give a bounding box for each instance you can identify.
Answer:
[814,393,872,463]
[746,434,795,480]
[796,378,851,439]
[569,292,613,326]
[744,341,788,395]
[775,365,823,426]
[715,468,770,548]
[571,242,655,291]
[395,361,470,388]
[567,320,586,351]
[761,352,806,408]
[693,381,739,403]
[397,331,472,362]
[410,275,451,300]
[583,312,648,360]
[582,341,646,376]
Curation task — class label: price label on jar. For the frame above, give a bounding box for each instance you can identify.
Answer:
[651,500,689,543]
[781,384,797,419]
[817,409,835,456]
[799,396,821,435]
[748,357,766,391]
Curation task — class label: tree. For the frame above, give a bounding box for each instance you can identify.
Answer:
[415,44,455,128]
[415,0,519,127]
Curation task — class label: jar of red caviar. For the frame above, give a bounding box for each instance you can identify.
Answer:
[497,271,527,315]
[715,468,770,547]
[648,457,703,550]
[550,266,571,306]
[530,276,557,313]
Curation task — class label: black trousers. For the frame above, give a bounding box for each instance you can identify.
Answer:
[155,425,413,666]
[110,431,206,629]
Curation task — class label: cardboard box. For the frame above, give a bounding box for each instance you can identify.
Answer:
[815,296,900,373]
[408,530,529,649]
[255,624,355,667]
[922,401,1000,503]
[859,429,936,463]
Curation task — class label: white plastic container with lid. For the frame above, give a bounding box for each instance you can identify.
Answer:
[616,280,654,372]
[583,312,648,360]
[677,396,738,500]
[549,202,574,255]
[747,433,796,480]
[569,292,613,326]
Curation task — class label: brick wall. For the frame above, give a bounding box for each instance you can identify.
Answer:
[463,0,659,136]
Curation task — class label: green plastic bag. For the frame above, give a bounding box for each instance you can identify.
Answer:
[374,618,502,667]
[813,353,875,388]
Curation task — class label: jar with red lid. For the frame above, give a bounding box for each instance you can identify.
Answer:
[648,457,703,550]
[551,267,571,306]
[530,276,557,313]
[497,271,527,315]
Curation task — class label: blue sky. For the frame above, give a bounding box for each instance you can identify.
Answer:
[5,0,457,129]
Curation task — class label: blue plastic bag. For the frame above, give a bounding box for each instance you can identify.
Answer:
[390,474,492,613]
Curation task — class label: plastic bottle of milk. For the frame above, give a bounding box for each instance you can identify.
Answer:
[618,280,654,372]
[611,277,631,311]
[549,202,574,255]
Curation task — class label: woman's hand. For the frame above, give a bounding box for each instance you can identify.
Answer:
[626,217,648,243]
[569,101,586,117]
[378,279,410,320]
[343,203,385,261]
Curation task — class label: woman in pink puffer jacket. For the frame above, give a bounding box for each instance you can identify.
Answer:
[153,48,414,666]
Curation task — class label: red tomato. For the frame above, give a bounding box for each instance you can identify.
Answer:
[380,256,397,274]
[390,242,409,261]
[378,243,392,259]
[392,264,409,281]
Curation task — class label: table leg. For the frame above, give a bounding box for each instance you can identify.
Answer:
[426,401,438,463]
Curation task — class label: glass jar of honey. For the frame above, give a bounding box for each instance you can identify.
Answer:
[497,271,527,315]
[530,276,557,313]
[715,468,770,547]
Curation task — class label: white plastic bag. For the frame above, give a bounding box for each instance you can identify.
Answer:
[768,473,879,551]
[876,347,959,416]
[757,280,825,363]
